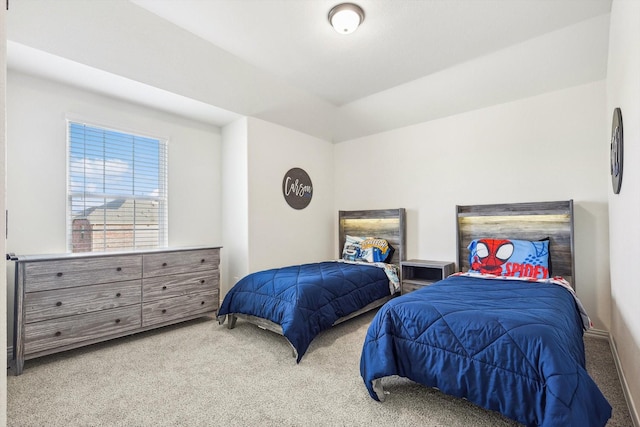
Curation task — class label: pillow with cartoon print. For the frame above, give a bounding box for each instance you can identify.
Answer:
[359,237,394,263]
[342,235,395,263]
[342,235,364,261]
[467,238,550,279]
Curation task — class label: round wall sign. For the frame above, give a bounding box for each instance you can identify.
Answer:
[610,108,623,194]
[282,167,313,209]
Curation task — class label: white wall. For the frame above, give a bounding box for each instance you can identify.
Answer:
[335,81,611,330]
[1,4,8,423]
[221,117,249,295]
[606,0,640,421]
[219,117,335,297]
[5,71,223,344]
[246,118,334,273]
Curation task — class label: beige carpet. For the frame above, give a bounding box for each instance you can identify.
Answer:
[7,312,632,426]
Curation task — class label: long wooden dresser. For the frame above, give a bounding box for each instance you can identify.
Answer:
[12,246,221,375]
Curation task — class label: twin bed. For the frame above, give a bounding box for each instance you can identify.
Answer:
[218,201,612,427]
[217,208,406,361]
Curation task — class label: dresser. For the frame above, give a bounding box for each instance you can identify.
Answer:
[12,246,221,375]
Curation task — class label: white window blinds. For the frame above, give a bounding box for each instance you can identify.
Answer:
[67,121,168,252]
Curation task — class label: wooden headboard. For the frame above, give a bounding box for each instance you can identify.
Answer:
[338,209,406,265]
[456,200,575,288]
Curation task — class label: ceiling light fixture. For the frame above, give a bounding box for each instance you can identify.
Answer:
[328,3,365,35]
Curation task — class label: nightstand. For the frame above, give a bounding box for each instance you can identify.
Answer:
[400,259,456,294]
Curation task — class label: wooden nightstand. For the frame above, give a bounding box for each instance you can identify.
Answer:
[401,259,456,294]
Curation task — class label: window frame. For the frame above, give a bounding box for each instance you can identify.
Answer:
[66,119,168,253]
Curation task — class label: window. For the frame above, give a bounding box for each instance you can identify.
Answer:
[67,121,168,252]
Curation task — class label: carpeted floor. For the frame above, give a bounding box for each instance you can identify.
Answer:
[7,312,633,426]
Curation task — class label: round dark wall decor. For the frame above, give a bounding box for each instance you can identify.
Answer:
[610,107,624,194]
[282,167,313,209]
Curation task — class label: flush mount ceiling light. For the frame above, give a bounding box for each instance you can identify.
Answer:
[328,3,365,34]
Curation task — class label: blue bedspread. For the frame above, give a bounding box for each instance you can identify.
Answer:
[360,275,612,427]
[219,261,392,362]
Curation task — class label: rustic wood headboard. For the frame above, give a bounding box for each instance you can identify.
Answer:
[456,200,575,288]
[338,208,406,265]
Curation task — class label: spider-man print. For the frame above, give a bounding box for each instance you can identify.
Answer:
[469,238,550,279]
[471,238,514,275]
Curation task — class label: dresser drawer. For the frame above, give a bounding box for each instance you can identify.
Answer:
[23,255,142,292]
[24,305,141,355]
[25,280,142,323]
[142,290,219,327]
[143,272,219,302]
[143,248,219,277]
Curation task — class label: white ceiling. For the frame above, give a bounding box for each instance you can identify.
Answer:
[130,0,611,106]
[6,0,612,141]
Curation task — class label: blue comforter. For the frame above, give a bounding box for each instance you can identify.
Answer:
[219,261,392,362]
[360,275,612,427]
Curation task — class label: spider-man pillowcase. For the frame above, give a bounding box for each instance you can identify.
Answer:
[467,238,550,279]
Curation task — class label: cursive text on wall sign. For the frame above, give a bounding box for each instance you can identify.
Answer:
[282,167,313,209]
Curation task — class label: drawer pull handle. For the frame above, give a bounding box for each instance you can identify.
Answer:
[162,309,167,314]
[56,272,63,277]
[162,286,167,290]
[201,301,205,305]
[54,331,61,337]
[56,301,62,307]
[116,293,121,298]
[200,280,205,284]
[115,318,121,324]
[162,262,168,267]
[201,259,205,263]
[116,267,122,272]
